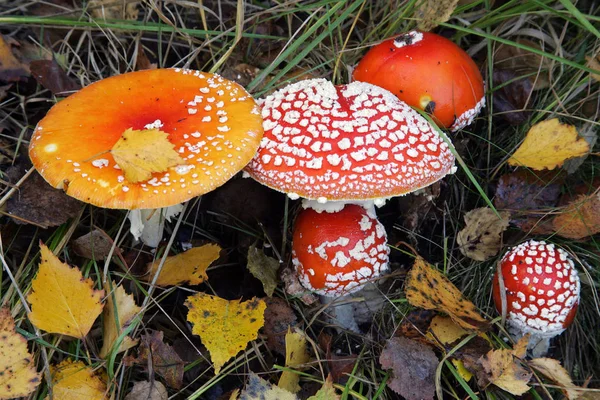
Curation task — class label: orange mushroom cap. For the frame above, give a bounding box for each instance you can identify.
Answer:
[292,205,389,296]
[492,240,580,337]
[29,68,263,210]
[353,31,485,131]
[244,79,455,202]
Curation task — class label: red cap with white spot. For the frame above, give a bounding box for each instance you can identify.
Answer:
[493,239,580,337]
[244,79,455,203]
[292,204,389,296]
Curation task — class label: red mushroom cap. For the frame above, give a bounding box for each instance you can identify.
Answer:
[29,68,263,210]
[245,78,455,202]
[292,205,389,296]
[353,31,485,131]
[493,240,580,337]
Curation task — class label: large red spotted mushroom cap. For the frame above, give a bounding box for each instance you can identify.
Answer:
[493,240,580,337]
[245,78,455,202]
[353,31,485,131]
[292,204,389,296]
[29,68,263,210]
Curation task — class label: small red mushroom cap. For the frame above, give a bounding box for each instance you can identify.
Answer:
[292,205,389,296]
[493,240,580,337]
[353,31,485,131]
[245,78,455,202]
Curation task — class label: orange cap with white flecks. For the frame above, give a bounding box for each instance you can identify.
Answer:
[29,68,263,210]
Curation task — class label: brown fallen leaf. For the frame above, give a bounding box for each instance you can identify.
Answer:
[240,373,297,400]
[247,244,280,297]
[72,229,119,260]
[145,244,221,286]
[398,309,437,344]
[281,265,318,305]
[456,207,510,261]
[263,297,299,356]
[136,46,157,71]
[495,39,552,90]
[453,335,493,381]
[124,381,168,400]
[415,0,459,31]
[586,53,600,82]
[379,336,438,400]
[7,169,84,228]
[89,0,139,20]
[552,190,600,239]
[529,358,583,400]
[0,35,29,82]
[124,330,185,389]
[30,58,80,96]
[100,282,141,359]
[478,336,531,396]
[405,257,488,330]
[492,68,533,125]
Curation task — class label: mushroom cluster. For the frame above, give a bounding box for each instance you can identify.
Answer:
[353,31,485,131]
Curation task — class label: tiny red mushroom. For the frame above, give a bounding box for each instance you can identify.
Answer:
[353,31,485,131]
[292,205,389,296]
[493,239,580,339]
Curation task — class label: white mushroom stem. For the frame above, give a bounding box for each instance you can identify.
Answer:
[128,204,184,247]
[320,295,360,333]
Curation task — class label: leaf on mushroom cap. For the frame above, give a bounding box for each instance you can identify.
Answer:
[29,68,263,210]
[245,79,455,202]
[493,240,581,336]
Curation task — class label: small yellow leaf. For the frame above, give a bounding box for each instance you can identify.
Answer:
[185,293,266,374]
[508,119,590,170]
[240,373,297,400]
[111,128,184,183]
[307,377,340,400]
[457,207,510,261]
[405,257,487,330]
[48,360,107,400]
[427,315,469,346]
[529,358,584,400]
[416,0,460,31]
[27,243,104,338]
[100,282,141,359]
[451,359,473,382]
[145,244,221,286]
[479,336,531,396]
[0,308,40,399]
[278,329,310,393]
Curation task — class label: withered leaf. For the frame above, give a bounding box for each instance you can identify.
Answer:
[379,337,438,400]
[398,309,436,343]
[478,336,531,396]
[553,190,600,239]
[247,244,280,297]
[415,0,460,31]
[30,58,80,96]
[0,36,29,82]
[492,68,533,125]
[529,358,584,400]
[240,373,297,400]
[72,229,118,260]
[263,297,298,356]
[124,381,168,400]
[456,207,510,261]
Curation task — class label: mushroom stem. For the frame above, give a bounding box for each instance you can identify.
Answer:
[128,204,184,247]
[320,295,360,333]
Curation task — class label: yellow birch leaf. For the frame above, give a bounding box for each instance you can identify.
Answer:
[241,373,297,400]
[99,282,141,359]
[48,360,107,400]
[508,119,590,170]
[427,315,469,346]
[416,0,460,31]
[529,358,584,400]
[145,244,221,286]
[110,128,184,183]
[27,243,104,338]
[185,293,266,374]
[479,336,531,396]
[278,329,310,393]
[405,257,488,330]
[451,359,473,382]
[307,377,340,400]
[456,208,510,261]
[0,308,40,399]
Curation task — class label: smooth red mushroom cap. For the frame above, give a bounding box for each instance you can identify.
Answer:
[292,205,389,296]
[493,240,580,336]
[245,78,455,202]
[29,68,263,210]
[353,31,485,131]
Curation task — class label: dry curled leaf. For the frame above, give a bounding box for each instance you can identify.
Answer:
[145,244,221,286]
[110,128,184,183]
[49,360,107,400]
[553,190,600,239]
[278,329,310,393]
[28,243,104,338]
[508,119,590,170]
[529,358,584,399]
[405,257,488,330]
[247,244,280,297]
[124,381,168,400]
[185,294,266,375]
[415,0,459,31]
[478,336,531,396]
[379,337,438,400]
[240,373,297,400]
[457,207,510,261]
[124,330,184,389]
[307,377,340,400]
[0,36,29,82]
[0,308,40,399]
[29,58,80,96]
[99,282,141,359]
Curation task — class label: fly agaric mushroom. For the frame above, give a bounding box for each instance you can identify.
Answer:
[353,31,485,131]
[29,68,262,246]
[493,239,580,354]
[292,204,389,296]
[245,78,455,207]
